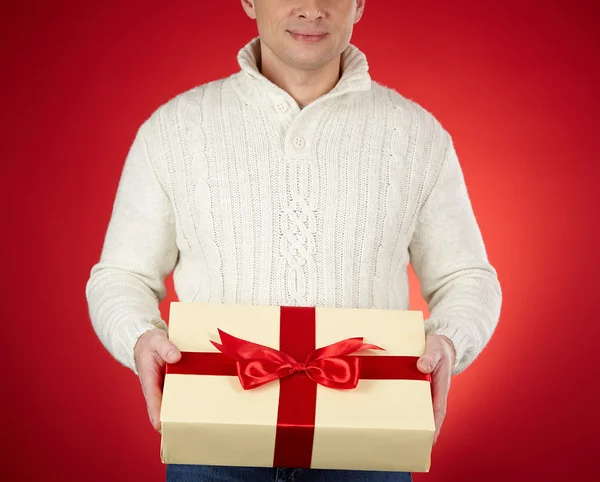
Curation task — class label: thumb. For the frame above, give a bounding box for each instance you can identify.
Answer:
[417,356,434,373]
[417,336,443,374]
[155,336,181,364]
[418,348,440,373]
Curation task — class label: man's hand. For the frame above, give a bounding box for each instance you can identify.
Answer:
[416,334,456,445]
[133,328,181,431]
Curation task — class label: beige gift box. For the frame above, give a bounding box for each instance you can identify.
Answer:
[159,302,435,472]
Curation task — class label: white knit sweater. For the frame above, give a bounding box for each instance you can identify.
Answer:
[85,36,502,377]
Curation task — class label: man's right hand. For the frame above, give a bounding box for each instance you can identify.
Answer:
[133,328,181,432]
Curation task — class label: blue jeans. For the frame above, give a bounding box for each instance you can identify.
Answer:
[166,465,412,481]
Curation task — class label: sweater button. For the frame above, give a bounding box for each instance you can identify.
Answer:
[293,136,305,149]
[276,102,288,113]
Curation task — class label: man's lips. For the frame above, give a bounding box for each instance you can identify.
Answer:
[287,30,329,42]
[288,30,328,35]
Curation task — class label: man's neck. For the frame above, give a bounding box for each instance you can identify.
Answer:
[258,39,342,109]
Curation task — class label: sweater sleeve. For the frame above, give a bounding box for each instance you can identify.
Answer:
[408,132,502,376]
[85,123,178,375]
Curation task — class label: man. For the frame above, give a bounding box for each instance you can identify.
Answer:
[85,0,502,481]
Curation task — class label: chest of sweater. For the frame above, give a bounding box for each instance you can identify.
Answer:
[146,83,444,309]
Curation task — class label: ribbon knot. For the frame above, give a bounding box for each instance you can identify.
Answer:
[211,328,384,390]
[291,362,307,374]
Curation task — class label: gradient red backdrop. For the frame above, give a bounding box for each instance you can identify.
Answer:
[2,1,599,481]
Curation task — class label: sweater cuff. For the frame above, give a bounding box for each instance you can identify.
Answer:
[111,317,168,376]
[424,317,480,376]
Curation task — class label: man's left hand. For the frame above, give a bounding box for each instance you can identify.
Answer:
[416,334,456,445]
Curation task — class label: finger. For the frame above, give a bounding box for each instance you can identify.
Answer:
[417,339,442,374]
[139,354,165,431]
[431,357,452,444]
[154,335,181,364]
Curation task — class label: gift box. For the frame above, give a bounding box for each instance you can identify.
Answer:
[159,302,435,472]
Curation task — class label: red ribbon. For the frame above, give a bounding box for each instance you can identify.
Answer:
[166,306,430,468]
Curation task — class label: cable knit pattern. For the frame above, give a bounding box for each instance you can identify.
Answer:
[179,86,223,303]
[85,36,502,376]
[279,157,319,305]
[374,91,413,310]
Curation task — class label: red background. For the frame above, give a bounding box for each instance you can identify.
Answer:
[2,0,599,481]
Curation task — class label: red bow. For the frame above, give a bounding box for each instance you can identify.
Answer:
[211,329,384,390]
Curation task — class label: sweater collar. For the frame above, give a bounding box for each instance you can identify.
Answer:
[232,36,371,109]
